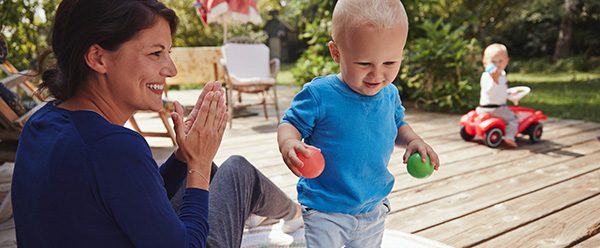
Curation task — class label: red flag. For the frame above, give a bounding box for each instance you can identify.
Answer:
[193,0,208,27]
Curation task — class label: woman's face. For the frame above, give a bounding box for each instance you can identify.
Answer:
[103,17,176,113]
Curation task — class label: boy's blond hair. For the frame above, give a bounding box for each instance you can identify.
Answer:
[483,43,509,62]
[331,0,408,42]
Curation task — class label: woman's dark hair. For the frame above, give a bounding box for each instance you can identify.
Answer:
[39,0,178,101]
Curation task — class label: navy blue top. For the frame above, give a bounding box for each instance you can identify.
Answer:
[282,75,406,214]
[12,102,209,247]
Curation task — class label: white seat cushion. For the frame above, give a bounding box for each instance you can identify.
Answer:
[222,43,272,80]
[230,75,276,86]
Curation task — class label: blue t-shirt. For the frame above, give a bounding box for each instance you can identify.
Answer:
[282,74,406,214]
[12,102,209,247]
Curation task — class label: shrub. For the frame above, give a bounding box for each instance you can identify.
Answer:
[291,16,338,85]
[398,19,481,113]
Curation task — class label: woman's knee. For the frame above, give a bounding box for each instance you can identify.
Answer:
[220,155,256,175]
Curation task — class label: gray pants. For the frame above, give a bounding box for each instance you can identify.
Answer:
[476,106,518,140]
[171,155,298,248]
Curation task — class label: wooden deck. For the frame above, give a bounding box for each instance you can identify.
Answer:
[1,85,599,247]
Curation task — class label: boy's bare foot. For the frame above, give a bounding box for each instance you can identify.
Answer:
[504,138,518,147]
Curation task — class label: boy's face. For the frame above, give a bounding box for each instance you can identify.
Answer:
[328,25,406,96]
[483,49,509,71]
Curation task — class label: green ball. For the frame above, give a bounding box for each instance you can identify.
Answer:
[407,153,434,179]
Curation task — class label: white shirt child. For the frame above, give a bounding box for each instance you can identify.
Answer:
[479,70,507,106]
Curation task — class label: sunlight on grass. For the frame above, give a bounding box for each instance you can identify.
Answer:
[509,72,600,83]
[509,72,600,122]
[277,63,295,85]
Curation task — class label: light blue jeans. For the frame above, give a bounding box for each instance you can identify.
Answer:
[302,199,390,248]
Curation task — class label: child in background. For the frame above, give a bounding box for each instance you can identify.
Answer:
[477,43,519,147]
[277,0,440,247]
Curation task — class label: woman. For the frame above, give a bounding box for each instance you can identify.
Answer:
[11,0,300,247]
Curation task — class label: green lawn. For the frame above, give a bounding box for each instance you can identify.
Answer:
[277,63,296,85]
[509,72,600,122]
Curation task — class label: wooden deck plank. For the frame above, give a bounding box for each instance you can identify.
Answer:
[416,149,600,247]
[214,114,462,163]
[273,128,600,210]
[214,116,597,173]
[248,119,599,176]
[573,233,600,248]
[385,151,600,233]
[478,194,600,248]
[387,140,600,214]
[270,124,600,195]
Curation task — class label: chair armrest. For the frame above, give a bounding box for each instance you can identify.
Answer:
[270,58,280,78]
[219,58,229,75]
[219,58,232,86]
[16,102,46,128]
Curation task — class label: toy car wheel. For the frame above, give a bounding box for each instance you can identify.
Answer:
[460,126,475,141]
[484,127,503,148]
[527,123,543,143]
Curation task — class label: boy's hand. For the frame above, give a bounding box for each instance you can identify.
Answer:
[280,139,315,177]
[402,138,440,170]
[490,67,502,84]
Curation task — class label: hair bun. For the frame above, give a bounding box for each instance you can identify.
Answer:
[42,68,59,84]
[40,68,66,100]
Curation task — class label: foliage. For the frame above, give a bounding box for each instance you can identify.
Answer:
[289,14,337,84]
[511,56,600,74]
[398,19,481,112]
[402,0,526,47]
[1,0,45,72]
[257,0,283,21]
[163,0,221,46]
[2,0,600,117]
[287,1,482,111]
[164,0,267,46]
[0,0,266,78]
[286,0,338,85]
[401,0,600,58]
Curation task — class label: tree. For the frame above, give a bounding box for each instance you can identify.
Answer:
[553,0,580,60]
[553,0,579,61]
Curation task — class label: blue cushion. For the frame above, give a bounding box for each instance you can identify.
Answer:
[0,83,28,116]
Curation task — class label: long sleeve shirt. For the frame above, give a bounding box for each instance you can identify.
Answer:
[12,102,209,247]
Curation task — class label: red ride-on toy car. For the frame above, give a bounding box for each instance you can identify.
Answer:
[460,106,547,148]
[460,86,547,148]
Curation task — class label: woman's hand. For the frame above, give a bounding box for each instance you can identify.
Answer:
[178,81,224,136]
[171,82,228,170]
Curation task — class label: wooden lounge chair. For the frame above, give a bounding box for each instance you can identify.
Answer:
[127,103,176,146]
[0,70,46,223]
[0,72,46,159]
[220,42,281,128]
